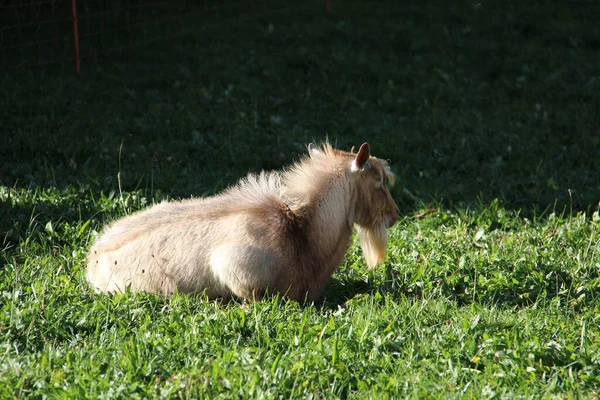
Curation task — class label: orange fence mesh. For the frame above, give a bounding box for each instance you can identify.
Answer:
[1,0,326,74]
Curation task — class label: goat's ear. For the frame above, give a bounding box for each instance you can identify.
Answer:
[354,142,370,170]
[308,143,321,157]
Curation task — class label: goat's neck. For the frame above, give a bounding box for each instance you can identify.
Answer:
[304,179,356,271]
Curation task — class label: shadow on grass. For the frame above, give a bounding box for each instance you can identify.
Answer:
[318,276,376,309]
[319,263,600,313]
[2,0,600,218]
[0,191,105,260]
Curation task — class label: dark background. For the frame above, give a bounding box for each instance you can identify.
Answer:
[1,0,599,215]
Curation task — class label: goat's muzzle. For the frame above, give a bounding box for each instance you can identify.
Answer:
[386,206,399,228]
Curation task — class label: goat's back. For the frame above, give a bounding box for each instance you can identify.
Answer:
[86,176,300,297]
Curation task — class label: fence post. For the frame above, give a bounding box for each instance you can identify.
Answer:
[71,0,81,75]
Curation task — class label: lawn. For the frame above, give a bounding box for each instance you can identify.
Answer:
[1,0,600,398]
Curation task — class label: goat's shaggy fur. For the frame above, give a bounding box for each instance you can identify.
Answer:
[87,142,399,302]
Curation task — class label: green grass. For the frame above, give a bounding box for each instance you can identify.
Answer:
[2,0,600,398]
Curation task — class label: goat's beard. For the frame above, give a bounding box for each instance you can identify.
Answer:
[355,222,388,270]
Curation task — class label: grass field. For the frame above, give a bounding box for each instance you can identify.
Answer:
[1,0,600,398]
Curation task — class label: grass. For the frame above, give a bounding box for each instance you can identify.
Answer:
[1,0,600,397]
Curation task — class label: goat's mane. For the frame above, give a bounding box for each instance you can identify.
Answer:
[280,143,352,214]
[228,142,395,216]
